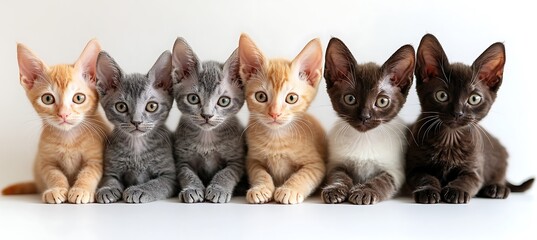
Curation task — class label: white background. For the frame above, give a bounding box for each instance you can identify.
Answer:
[0,0,535,239]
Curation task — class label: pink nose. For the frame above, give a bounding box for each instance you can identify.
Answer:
[269,112,281,119]
[58,113,70,120]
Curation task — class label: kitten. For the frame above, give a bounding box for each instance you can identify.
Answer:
[321,38,415,204]
[95,50,177,204]
[2,40,110,204]
[239,34,327,204]
[406,34,534,204]
[172,37,246,203]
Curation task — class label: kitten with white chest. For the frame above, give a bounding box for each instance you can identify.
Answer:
[172,38,246,203]
[322,38,415,204]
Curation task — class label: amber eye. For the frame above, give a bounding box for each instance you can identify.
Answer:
[218,96,231,107]
[146,102,158,112]
[343,94,356,105]
[73,93,86,104]
[468,94,482,105]
[187,94,200,104]
[41,94,55,105]
[286,93,299,104]
[375,96,390,108]
[115,102,128,113]
[255,91,268,103]
[435,90,449,102]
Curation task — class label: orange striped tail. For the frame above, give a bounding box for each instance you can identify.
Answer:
[2,182,37,195]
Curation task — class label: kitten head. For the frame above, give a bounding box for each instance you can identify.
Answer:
[172,37,243,131]
[415,34,505,129]
[238,34,323,129]
[96,50,173,137]
[17,39,102,131]
[324,37,415,132]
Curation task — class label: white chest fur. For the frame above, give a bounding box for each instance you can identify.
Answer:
[327,117,408,188]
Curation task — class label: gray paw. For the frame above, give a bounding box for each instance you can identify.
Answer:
[96,187,122,204]
[321,185,348,204]
[205,184,232,203]
[179,188,204,203]
[123,186,156,204]
[441,187,470,204]
[348,186,380,205]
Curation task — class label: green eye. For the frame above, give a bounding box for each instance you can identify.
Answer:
[73,93,86,104]
[375,96,390,108]
[115,102,128,113]
[468,94,482,105]
[146,101,158,112]
[218,96,231,107]
[343,94,356,105]
[435,90,449,102]
[187,94,200,104]
[255,91,268,103]
[41,94,55,105]
[285,93,299,104]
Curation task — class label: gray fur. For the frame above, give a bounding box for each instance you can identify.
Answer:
[94,50,177,204]
[172,37,246,203]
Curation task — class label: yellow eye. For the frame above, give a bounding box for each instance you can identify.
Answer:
[146,102,158,112]
[218,96,231,107]
[344,94,356,105]
[187,94,200,104]
[375,96,390,108]
[468,94,482,105]
[115,102,128,113]
[435,90,449,102]
[41,94,55,105]
[255,91,268,103]
[73,93,86,104]
[285,93,299,104]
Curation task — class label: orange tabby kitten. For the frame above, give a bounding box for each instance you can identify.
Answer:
[239,34,327,204]
[2,40,111,204]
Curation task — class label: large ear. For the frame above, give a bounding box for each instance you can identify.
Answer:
[96,51,122,96]
[238,33,265,81]
[292,38,323,88]
[381,44,415,94]
[324,37,357,89]
[17,43,48,91]
[172,37,199,83]
[223,48,242,88]
[74,39,101,88]
[472,42,505,92]
[416,34,449,85]
[148,51,173,92]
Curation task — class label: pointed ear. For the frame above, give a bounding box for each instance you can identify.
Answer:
[223,48,242,88]
[472,42,505,92]
[96,51,122,96]
[148,51,173,92]
[74,39,102,88]
[17,43,48,91]
[292,38,323,88]
[238,33,265,81]
[416,34,449,85]
[382,44,415,94]
[172,37,199,83]
[324,37,357,89]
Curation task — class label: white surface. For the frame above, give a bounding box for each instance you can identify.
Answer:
[0,0,535,239]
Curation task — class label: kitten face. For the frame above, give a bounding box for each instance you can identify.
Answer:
[324,38,415,132]
[415,34,505,129]
[96,51,173,137]
[172,38,244,131]
[17,40,101,131]
[238,34,323,129]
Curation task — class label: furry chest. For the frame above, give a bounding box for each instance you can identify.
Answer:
[266,153,294,186]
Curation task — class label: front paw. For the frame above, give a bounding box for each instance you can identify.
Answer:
[274,187,304,204]
[178,188,205,203]
[123,186,156,204]
[96,187,122,204]
[205,184,232,203]
[321,185,348,204]
[348,186,379,205]
[413,188,441,204]
[479,184,510,199]
[441,187,470,204]
[68,187,94,204]
[42,187,68,204]
[246,186,273,204]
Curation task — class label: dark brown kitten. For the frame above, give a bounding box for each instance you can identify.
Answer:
[406,34,534,204]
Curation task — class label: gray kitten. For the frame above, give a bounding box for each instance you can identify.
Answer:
[94,50,177,204]
[172,37,246,203]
